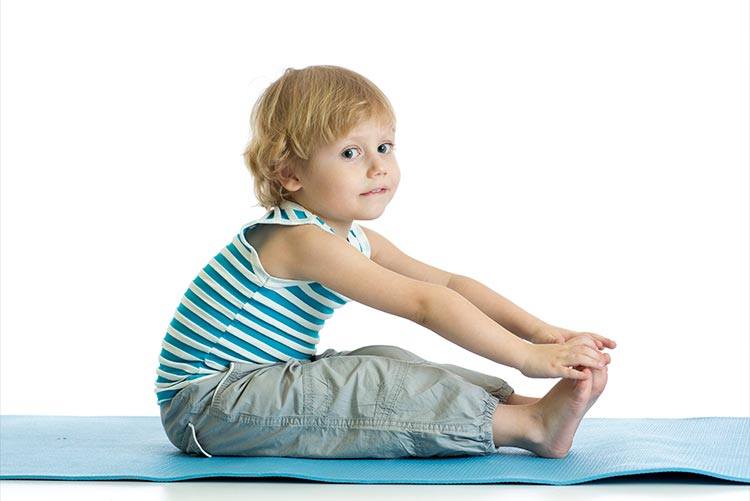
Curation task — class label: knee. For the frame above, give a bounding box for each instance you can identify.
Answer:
[348,345,423,362]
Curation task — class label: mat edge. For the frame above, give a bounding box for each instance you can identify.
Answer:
[2,469,748,485]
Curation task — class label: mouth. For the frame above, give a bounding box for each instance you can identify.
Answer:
[360,187,388,196]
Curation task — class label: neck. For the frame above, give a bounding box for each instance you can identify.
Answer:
[283,199,353,237]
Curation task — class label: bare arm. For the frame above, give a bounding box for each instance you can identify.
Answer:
[365,227,616,350]
[445,274,548,342]
[365,227,547,341]
[278,225,605,379]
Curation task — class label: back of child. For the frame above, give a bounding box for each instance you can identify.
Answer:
[156,65,614,459]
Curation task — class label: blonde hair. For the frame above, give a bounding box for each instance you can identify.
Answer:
[243,66,395,208]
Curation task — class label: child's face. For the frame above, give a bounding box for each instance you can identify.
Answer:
[285,118,400,234]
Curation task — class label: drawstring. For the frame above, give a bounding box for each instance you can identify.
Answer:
[187,422,212,458]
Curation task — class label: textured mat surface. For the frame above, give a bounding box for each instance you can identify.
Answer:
[1,416,748,484]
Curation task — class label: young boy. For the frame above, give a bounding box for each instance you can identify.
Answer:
[156,65,615,459]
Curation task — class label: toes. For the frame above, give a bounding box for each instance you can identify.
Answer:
[591,367,608,395]
[574,369,593,397]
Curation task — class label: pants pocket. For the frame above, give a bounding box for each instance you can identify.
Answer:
[210,360,306,419]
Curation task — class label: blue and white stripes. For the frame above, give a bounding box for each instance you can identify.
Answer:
[155,201,370,404]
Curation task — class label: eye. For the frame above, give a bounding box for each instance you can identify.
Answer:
[377,143,394,154]
[341,147,361,160]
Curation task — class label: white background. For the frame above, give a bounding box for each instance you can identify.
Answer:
[1,0,748,424]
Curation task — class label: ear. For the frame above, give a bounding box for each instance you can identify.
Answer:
[277,160,303,192]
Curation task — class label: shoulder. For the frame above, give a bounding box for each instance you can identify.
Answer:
[244,223,339,281]
[360,226,393,262]
[248,223,441,322]
[360,225,452,286]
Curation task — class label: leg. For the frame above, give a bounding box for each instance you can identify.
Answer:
[505,393,539,405]
[173,354,502,458]
[342,345,515,403]
[492,365,608,458]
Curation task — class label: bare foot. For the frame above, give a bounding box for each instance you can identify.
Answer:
[529,372,592,458]
[492,367,607,458]
[586,365,608,413]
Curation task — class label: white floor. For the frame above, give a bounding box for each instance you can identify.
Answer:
[2,479,749,501]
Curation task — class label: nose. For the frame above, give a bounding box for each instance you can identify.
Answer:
[368,157,387,177]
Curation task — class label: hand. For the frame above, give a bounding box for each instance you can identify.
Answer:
[519,336,607,380]
[531,324,617,351]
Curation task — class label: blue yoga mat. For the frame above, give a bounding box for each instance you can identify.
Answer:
[0,416,748,485]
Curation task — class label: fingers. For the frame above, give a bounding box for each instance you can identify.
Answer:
[593,336,617,350]
[547,333,614,380]
[563,341,608,370]
[565,330,617,351]
[564,366,590,380]
[581,332,617,350]
[566,335,599,349]
[566,335,614,366]
[524,342,612,380]
[569,349,605,371]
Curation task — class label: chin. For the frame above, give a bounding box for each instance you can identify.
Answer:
[356,205,389,221]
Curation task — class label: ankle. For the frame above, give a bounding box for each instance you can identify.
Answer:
[492,402,573,458]
[492,403,544,450]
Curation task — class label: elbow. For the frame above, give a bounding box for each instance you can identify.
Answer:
[410,298,429,328]
[409,283,460,329]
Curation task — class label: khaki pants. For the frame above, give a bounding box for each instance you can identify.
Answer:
[160,345,513,458]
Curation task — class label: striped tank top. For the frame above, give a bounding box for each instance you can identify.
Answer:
[155,201,371,405]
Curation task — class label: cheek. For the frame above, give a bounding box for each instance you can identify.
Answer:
[321,177,355,198]
[391,164,402,187]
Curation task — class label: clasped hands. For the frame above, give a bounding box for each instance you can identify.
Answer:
[520,325,616,380]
